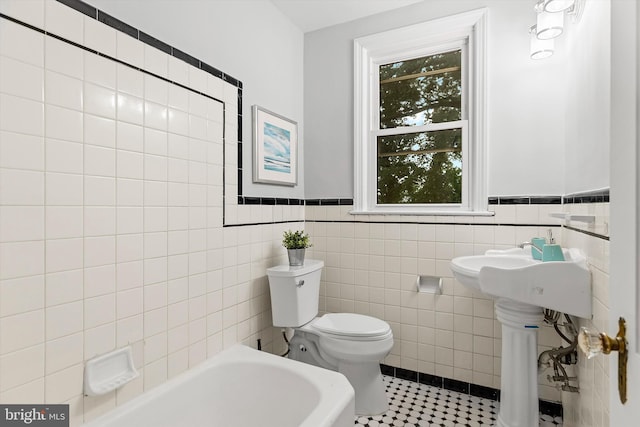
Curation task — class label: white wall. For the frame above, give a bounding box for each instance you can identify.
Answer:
[304,0,568,198]
[86,0,306,200]
[563,0,611,195]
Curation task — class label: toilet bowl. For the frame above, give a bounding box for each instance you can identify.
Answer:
[289,313,393,415]
[266,260,394,416]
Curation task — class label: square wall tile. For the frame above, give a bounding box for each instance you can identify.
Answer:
[85,145,116,177]
[46,172,83,205]
[45,238,83,273]
[46,301,83,340]
[0,206,44,242]
[45,269,83,307]
[84,207,116,237]
[45,71,83,111]
[84,323,116,360]
[84,294,116,329]
[0,240,44,280]
[85,53,116,90]
[0,309,44,354]
[85,114,116,148]
[46,206,83,239]
[46,105,83,143]
[0,56,44,102]
[84,264,116,298]
[45,332,83,375]
[0,94,44,137]
[0,131,44,171]
[0,275,44,317]
[46,139,83,174]
[0,344,44,392]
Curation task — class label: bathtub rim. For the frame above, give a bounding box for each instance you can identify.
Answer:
[80,344,355,427]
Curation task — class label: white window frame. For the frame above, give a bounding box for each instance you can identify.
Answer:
[353,9,488,215]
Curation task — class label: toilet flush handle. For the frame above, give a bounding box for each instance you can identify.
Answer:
[296,280,305,288]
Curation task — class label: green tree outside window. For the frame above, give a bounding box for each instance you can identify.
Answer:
[377,50,463,204]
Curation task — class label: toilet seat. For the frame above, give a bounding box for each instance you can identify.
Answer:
[311,313,392,341]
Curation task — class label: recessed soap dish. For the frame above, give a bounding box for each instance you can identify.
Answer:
[84,346,139,396]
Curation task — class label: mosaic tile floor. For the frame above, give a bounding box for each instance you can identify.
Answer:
[355,376,563,426]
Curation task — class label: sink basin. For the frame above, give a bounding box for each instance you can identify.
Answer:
[450,248,591,318]
[450,255,539,291]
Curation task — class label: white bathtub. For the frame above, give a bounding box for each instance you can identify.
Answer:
[81,345,355,427]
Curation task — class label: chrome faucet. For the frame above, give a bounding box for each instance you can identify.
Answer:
[518,241,533,249]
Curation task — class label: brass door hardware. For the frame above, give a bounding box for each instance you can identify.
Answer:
[578,317,628,404]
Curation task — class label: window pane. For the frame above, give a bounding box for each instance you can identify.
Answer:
[380,50,462,129]
[377,128,462,204]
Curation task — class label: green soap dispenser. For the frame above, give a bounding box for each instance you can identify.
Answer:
[530,237,545,260]
[542,229,564,262]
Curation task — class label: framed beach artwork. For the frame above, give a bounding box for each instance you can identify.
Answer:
[252,105,298,186]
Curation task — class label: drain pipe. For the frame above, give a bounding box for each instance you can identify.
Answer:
[538,310,579,392]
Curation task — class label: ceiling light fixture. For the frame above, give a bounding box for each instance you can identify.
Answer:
[529,0,584,60]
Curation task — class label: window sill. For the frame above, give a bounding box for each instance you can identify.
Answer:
[349,209,495,217]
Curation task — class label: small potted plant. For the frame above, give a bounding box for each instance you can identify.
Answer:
[282,230,312,266]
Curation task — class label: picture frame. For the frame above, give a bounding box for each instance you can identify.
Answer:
[252,105,298,186]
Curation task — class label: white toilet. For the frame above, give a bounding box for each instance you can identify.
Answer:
[266,259,394,416]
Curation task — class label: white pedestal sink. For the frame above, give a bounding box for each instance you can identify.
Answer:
[450,248,591,427]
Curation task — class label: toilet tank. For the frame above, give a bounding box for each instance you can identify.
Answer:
[266,259,324,327]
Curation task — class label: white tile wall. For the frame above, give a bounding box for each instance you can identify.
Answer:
[0,2,300,425]
[561,208,611,427]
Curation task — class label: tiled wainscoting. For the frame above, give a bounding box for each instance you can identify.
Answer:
[561,202,610,427]
[304,199,610,424]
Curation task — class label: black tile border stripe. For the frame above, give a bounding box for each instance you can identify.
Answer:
[234,198,355,206]
[49,0,242,225]
[565,225,610,241]
[226,219,562,229]
[97,9,138,39]
[10,1,240,223]
[55,0,243,88]
[489,196,562,205]
[0,12,227,109]
[233,191,610,207]
[57,0,95,18]
[563,189,610,204]
[307,220,561,228]
[139,31,172,55]
[380,364,563,418]
[51,0,608,245]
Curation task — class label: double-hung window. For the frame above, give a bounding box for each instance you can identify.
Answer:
[354,9,488,215]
